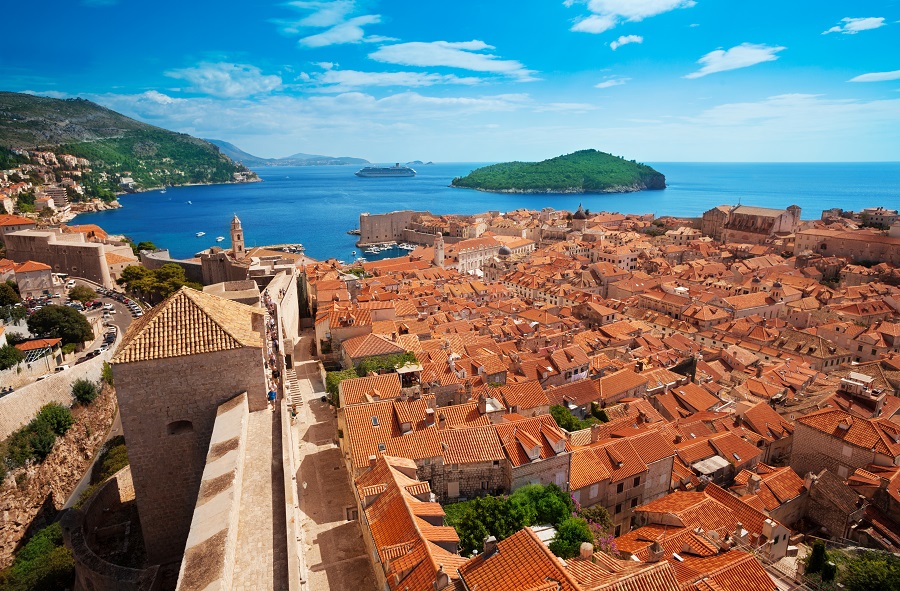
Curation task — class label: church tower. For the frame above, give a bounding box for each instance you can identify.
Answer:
[231,214,246,260]
[433,232,444,269]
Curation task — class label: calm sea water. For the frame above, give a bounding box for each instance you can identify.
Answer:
[75,162,900,262]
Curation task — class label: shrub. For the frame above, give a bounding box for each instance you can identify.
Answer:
[60,343,77,355]
[0,522,75,591]
[549,517,593,559]
[92,436,128,484]
[101,361,114,385]
[35,403,74,436]
[71,378,99,405]
[807,540,827,574]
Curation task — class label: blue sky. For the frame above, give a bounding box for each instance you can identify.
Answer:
[2,0,898,162]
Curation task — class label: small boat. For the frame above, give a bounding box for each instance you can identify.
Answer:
[160,188,167,194]
[187,201,192,205]
[351,250,357,255]
[196,232,206,237]
[216,236,225,242]
[363,247,380,254]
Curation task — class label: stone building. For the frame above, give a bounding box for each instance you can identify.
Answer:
[794,228,900,265]
[701,204,801,244]
[4,228,137,288]
[13,260,63,298]
[791,407,900,481]
[358,209,423,246]
[0,213,36,240]
[110,286,267,564]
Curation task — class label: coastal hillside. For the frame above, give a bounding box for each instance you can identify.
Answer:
[0,91,251,190]
[207,138,369,166]
[451,150,666,193]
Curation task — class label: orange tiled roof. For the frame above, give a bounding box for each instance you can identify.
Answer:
[14,260,51,273]
[342,333,407,359]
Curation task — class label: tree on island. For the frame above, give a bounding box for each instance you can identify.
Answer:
[27,305,94,346]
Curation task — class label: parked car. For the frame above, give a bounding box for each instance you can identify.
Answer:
[103,303,115,311]
[55,365,70,372]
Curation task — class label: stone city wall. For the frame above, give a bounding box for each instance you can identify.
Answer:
[0,348,111,440]
[358,210,423,246]
[5,231,114,288]
[175,393,248,591]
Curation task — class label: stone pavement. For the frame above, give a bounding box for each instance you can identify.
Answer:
[291,350,377,591]
[232,407,290,590]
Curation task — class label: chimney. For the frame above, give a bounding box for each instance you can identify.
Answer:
[579,542,594,559]
[749,474,761,494]
[483,536,498,558]
[674,434,683,444]
[648,541,664,562]
[433,565,451,591]
[755,365,763,378]
[804,472,817,491]
[425,407,435,425]
[369,455,378,469]
[590,423,602,443]
[438,413,447,430]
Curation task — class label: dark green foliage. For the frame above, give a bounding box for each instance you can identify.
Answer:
[451,150,666,193]
[92,436,128,485]
[3,404,72,469]
[118,263,201,301]
[101,361,114,385]
[0,282,20,306]
[61,343,77,355]
[36,403,74,436]
[550,405,600,431]
[444,484,577,557]
[356,351,418,375]
[1,305,26,323]
[72,378,99,405]
[325,369,359,405]
[0,522,75,591]
[549,517,593,559]
[822,561,837,582]
[67,285,96,302]
[841,551,900,591]
[0,344,24,370]
[807,541,827,574]
[577,504,612,531]
[26,305,93,345]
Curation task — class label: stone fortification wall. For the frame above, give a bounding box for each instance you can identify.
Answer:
[280,398,307,590]
[0,348,112,440]
[401,228,463,246]
[113,345,266,565]
[0,386,117,568]
[4,230,113,288]
[140,249,204,284]
[61,466,161,591]
[175,393,248,591]
[358,210,424,246]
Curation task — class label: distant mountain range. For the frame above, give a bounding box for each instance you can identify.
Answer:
[206,139,369,167]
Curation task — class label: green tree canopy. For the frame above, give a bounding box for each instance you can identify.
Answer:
[550,405,600,432]
[72,378,100,405]
[118,263,201,301]
[0,344,25,370]
[26,305,93,345]
[0,281,21,306]
[67,285,97,303]
[841,551,900,591]
[548,517,593,559]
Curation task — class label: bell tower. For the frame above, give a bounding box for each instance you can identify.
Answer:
[433,232,444,269]
[231,214,246,259]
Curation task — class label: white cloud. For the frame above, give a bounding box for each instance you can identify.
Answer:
[684,43,785,79]
[848,69,900,82]
[594,77,629,88]
[275,0,387,47]
[610,35,643,50]
[299,14,382,48]
[21,90,71,99]
[570,0,695,33]
[165,62,282,98]
[369,41,537,81]
[303,68,482,92]
[823,17,885,35]
[571,14,617,33]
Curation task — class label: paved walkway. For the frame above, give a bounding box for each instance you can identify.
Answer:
[291,334,377,591]
[232,407,289,591]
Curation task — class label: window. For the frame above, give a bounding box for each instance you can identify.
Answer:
[377,443,386,452]
[615,525,621,536]
[631,498,638,508]
[590,484,599,498]
[633,476,640,487]
[617,482,624,494]
[167,420,193,435]
[482,481,488,490]
[493,460,500,466]
[615,504,622,514]
[371,416,380,427]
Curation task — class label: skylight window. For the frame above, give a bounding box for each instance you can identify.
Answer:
[372,416,380,427]
[733,453,741,461]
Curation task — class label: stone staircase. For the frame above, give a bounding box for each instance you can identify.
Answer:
[284,368,304,407]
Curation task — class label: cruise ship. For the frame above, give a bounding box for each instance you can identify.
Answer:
[355,163,416,178]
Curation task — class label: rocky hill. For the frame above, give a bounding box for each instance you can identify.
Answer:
[0,92,251,189]
[451,149,666,194]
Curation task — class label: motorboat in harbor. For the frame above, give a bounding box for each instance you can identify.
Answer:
[363,247,380,254]
[196,232,206,237]
[216,236,225,242]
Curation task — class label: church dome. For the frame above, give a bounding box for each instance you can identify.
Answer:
[573,204,587,220]
[498,245,513,256]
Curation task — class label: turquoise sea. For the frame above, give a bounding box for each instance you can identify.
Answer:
[74,162,900,262]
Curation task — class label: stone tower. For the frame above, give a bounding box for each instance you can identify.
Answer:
[110,287,266,564]
[231,214,246,260]
[433,232,444,268]
[572,203,588,232]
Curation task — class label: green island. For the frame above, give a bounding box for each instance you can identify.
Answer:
[0,91,254,196]
[450,149,665,194]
